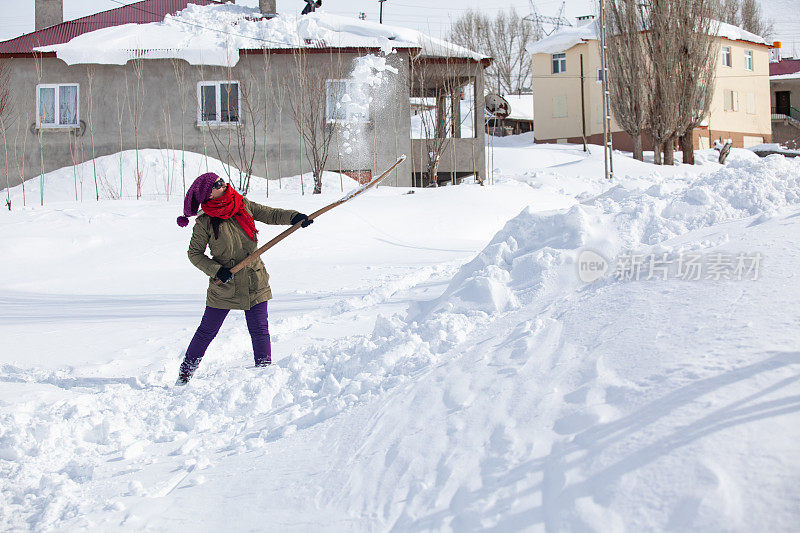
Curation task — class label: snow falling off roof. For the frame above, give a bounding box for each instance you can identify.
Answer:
[34,3,486,66]
[527,19,768,55]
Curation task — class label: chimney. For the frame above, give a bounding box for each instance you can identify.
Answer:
[35,0,63,30]
[260,0,277,17]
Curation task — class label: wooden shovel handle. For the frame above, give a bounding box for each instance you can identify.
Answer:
[213,155,406,285]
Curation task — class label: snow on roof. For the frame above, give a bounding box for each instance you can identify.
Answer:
[501,95,534,121]
[771,72,800,80]
[526,20,599,55]
[34,3,486,66]
[714,21,769,46]
[527,19,768,55]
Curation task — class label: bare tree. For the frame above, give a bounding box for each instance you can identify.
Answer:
[115,85,125,199]
[740,0,773,39]
[641,0,690,165]
[448,9,541,94]
[171,58,189,195]
[720,0,772,38]
[606,0,649,161]
[674,0,719,164]
[125,57,146,199]
[205,67,260,195]
[720,0,741,25]
[86,65,100,201]
[286,51,345,194]
[0,58,12,209]
[409,58,464,186]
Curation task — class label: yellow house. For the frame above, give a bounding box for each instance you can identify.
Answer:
[528,18,772,150]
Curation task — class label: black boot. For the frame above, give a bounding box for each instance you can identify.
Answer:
[254,361,271,368]
[175,361,197,386]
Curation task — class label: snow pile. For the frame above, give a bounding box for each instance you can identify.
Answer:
[35,5,484,66]
[428,153,800,315]
[422,205,612,314]
[2,149,359,205]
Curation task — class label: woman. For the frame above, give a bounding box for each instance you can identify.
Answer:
[175,172,313,385]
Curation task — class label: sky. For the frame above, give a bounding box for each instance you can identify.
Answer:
[0,0,797,54]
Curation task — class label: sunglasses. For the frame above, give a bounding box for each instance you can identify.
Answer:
[212,178,227,189]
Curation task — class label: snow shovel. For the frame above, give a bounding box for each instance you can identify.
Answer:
[214,154,407,285]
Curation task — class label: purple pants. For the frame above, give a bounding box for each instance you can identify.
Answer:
[180,301,271,376]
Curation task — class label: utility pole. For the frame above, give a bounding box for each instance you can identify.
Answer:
[379,0,386,23]
[579,54,587,152]
[599,0,614,179]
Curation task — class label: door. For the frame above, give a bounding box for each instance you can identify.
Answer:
[776,91,791,115]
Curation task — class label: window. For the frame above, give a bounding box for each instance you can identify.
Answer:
[746,92,756,114]
[722,46,732,67]
[326,80,370,123]
[724,90,739,111]
[197,81,239,124]
[744,50,753,71]
[552,53,566,74]
[36,84,79,128]
[596,68,605,83]
[552,95,567,118]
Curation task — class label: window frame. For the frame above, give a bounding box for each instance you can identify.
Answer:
[36,83,80,129]
[325,79,371,125]
[196,80,241,125]
[744,49,753,71]
[722,46,732,68]
[596,68,605,83]
[552,53,567,74]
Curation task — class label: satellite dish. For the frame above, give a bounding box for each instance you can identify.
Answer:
[485,94,510,119]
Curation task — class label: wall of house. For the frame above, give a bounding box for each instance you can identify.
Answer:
[707,39,772,146]
[531,42,620,143]
[531,36,771,149]
[0,50,416,193]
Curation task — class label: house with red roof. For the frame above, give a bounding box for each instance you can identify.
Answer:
[0,0,491,195]
[770,58,800,148]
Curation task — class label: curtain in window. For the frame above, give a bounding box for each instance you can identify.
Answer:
[39,87,55,124]
[201,85,217,121]
[220,83,238,122]
[59,85,78,125]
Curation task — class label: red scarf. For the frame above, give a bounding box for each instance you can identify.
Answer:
[202,186,258,242]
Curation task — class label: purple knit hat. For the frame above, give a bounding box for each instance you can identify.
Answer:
[177,172,221,227]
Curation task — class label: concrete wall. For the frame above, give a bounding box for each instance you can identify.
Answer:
[531,35,772,148]
[0,50,417,191]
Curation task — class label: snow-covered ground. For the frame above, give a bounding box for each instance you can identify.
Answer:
[1,141,799,531]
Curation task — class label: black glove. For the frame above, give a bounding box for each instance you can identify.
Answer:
[216,266,234,284]
[290,213,314,228]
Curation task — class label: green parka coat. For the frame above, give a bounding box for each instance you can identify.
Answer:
[188,199,299,310]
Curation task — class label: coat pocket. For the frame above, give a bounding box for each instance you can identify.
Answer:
[208,276,236,301]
